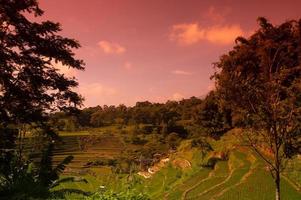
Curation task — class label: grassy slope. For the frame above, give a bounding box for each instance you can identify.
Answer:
[52,128,301,200]
[146,132,301,200]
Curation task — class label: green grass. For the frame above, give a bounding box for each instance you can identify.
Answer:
[46,128,301,200]
[186,161,229,199]
[218,168,301,200]
[139,165,182,199]
[199,151,251,199]
[166,168,211,200]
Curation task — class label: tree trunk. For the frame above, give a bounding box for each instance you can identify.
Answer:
[275,172,281,200]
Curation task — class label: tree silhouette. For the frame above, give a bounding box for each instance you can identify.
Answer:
[0,0,84,126]
[0,0,84,197]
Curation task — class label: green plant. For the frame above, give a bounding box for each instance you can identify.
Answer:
[0,139,88,199]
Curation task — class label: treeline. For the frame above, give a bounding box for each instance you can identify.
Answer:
[50,97,200,130]
[49,93,232,138]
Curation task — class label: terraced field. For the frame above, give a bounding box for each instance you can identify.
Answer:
[25,130,127,170]
[53,134,125,169]
[46,129,301,200]
[165,149,301,200]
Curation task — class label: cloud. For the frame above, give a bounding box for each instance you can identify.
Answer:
[172,92,184,101]
[170,23,244,45]
[171,70,192,75]
[170,23,205,45]
[123,61,133,70]
[98,40,126,54]
[206,25,244,44]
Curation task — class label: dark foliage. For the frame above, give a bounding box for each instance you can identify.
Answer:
[0,0,85,198]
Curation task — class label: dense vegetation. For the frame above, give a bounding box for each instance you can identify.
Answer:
[49,95,230,136]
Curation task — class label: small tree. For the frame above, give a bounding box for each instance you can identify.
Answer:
[213,17,301,200]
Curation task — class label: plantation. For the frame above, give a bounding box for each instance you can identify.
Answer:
[45,128,301,200]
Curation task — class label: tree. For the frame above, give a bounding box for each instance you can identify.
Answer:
[0,0,84,125]
[0,0,84,197]
[213,17,301,200]
[196,91,232,138]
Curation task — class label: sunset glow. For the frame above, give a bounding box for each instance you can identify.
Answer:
[39,0,301,107]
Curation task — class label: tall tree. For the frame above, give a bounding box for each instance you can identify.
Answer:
[214,17,301,200]
[0,0,84,195]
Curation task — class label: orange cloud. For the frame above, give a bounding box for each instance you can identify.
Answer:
[98,40,126,54]
[170,23,205,45]
[171,70,192,75]
[170,23,244,45]
[206,25,244,44]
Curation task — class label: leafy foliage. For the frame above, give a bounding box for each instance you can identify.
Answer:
[213,17,301,199]
[195,91,232,138]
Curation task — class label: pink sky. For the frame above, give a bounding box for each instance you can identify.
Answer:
[38,0,301,107]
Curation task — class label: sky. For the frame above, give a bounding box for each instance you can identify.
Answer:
[37,0,301,107]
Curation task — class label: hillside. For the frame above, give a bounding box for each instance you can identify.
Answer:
[52,129,301,200]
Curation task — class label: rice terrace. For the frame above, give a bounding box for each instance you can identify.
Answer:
[0,0,301,200]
